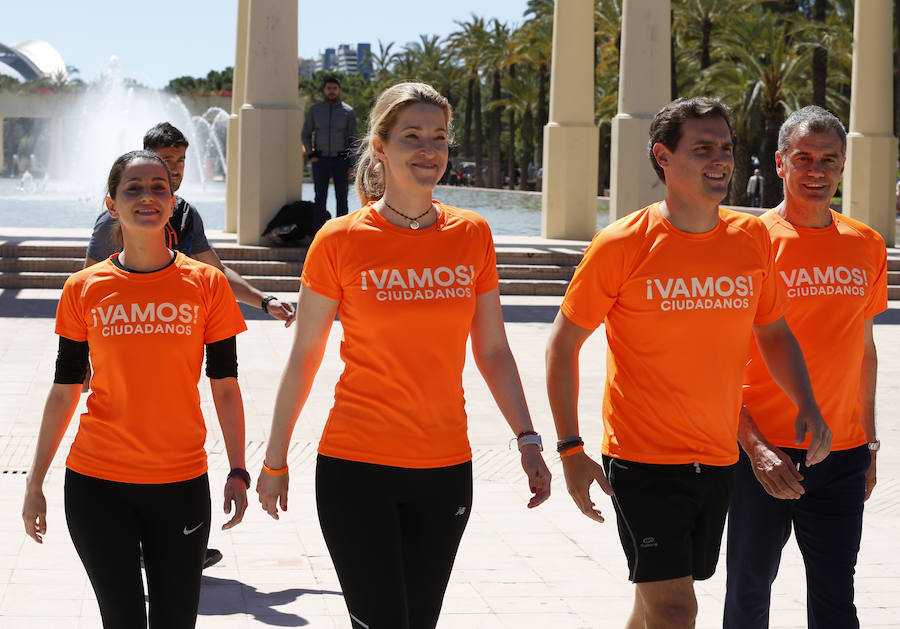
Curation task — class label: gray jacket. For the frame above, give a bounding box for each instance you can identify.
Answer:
[302,100,357,157]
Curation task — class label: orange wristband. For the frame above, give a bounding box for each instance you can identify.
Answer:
[559,445,584,460]
[262,461,289,475]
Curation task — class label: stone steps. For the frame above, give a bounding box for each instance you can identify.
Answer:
[0,246,582,295]
[2,244,899,299]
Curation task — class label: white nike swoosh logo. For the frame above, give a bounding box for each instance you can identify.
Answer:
[183,523,204,535]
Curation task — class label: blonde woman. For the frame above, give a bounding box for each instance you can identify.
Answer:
[257,82,550,628]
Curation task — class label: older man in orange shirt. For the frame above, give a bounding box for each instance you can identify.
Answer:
[724,106,885,629]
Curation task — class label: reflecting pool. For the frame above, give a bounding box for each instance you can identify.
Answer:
[0,178,610,237]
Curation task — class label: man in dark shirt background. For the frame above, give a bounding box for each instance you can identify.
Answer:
[301,76,357,217]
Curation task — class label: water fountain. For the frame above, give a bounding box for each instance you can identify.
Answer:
[189,106,229,181]
[0,57,608,234]
[55,57,228,197]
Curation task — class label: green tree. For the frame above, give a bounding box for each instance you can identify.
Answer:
[595,0,622,194]
[448,15,490,186]
[484,19,513,188]
[519,4,553,190]
[370,40,399,89]
[499,66,540,190]
[716,6,811,206]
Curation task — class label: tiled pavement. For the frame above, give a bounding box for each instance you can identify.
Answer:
[0,229,898,627]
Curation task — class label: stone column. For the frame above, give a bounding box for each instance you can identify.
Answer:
[540,0,600,240]
[609,0,670,222]
[225,0,249,233]
[237,0,303,245]
[843,0,896,246]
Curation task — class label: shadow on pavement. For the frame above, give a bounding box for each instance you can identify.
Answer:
[875,308,900,325]
[197,575,342,626]
[500,303,558,323]
[0,290,58,317]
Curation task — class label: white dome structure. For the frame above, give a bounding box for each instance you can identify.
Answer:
[0,40,68,83]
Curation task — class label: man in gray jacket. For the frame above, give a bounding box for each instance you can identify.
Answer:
[302,76,357,217]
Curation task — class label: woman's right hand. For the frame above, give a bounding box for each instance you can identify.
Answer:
[256,470,289,520]
[22,485,48,543]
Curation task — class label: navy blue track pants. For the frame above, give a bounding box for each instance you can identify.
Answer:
[724,445,870,629]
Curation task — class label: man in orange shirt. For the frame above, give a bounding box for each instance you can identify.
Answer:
[724,107,885,628]
[546,98,831,629]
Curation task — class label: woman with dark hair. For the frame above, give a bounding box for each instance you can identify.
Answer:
[257,82,551,628]
[22,150,250,628]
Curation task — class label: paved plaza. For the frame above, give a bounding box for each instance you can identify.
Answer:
[0,229,898,628]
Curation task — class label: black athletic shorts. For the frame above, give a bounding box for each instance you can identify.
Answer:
[603,455,736,583]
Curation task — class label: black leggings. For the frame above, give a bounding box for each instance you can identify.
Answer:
[316,455,473,629]
[64,469,211,629]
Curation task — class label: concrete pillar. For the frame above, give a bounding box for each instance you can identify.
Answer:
[609,0,670,222]
[237,0,303,245]
[225,0,249,233]
[540,0,600,240]
[843,0,896,246]
[0,116,4,173]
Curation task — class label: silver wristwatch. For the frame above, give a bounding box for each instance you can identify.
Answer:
[868,440,881,452]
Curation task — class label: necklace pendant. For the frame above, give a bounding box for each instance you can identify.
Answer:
[409,220,420,230]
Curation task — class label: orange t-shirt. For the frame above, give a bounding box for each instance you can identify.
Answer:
[742,210,887,451]
[561,204,787,466]
[301,202,499,468]
[55,253,247,483]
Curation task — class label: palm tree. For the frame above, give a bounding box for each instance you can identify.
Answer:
[716,6,811,207]
[402,34,459,106]
[448,15,490,187]
[794,0,852,120]
[695,62,764,205]
[595,0,622,194]
[498,67,540,191]
[484,19,513,188]
[519,4,553,190]
[673,0,753,70]
[371,40,399,88]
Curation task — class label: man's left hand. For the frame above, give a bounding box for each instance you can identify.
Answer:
[794,406,832,466]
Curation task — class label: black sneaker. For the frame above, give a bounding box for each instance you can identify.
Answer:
[203,548,223,570]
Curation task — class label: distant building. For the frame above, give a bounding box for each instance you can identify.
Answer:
[356,43,372,80]
[315,48,336,73]
[0,40,68,83]
[336,44,357,75]
[298,58,315,79]
[309,43,372,79]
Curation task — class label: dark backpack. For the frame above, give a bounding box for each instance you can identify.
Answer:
[261,201,331,244]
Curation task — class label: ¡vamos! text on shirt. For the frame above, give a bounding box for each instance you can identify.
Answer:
[91,302,199,337]
[361,265,477,302]
[645,275,754,312]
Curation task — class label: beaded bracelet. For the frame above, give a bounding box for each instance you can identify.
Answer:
[262,461,289,476]
[556,436,584,453]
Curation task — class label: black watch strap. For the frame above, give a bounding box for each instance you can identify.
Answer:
[261,295,277,311]
[227,467,251,489]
